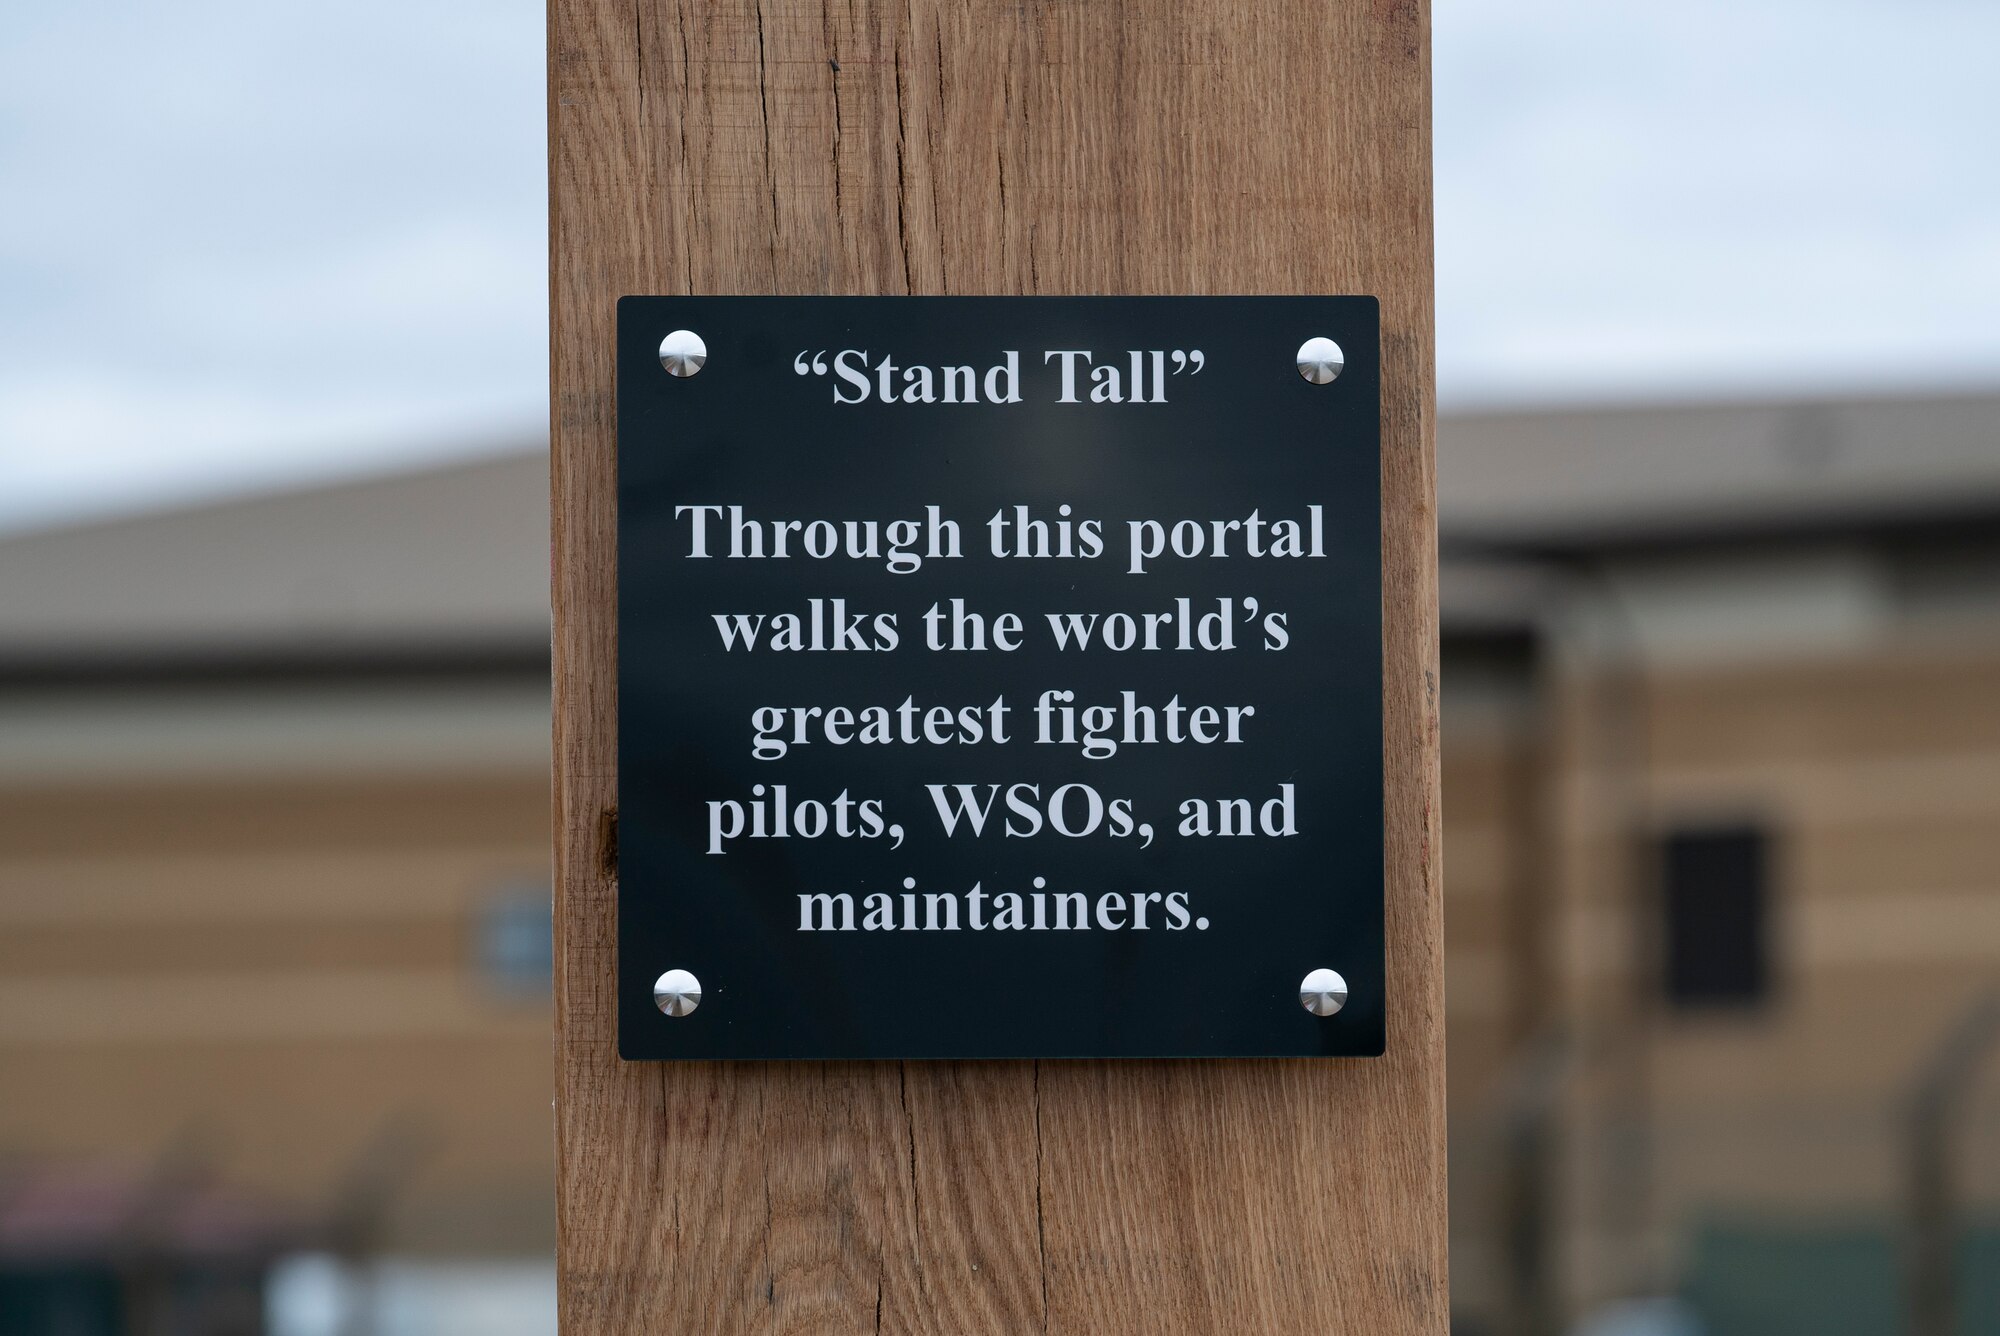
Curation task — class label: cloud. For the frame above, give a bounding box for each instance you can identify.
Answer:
[0,0,546,528]
[2,0,1996,526]
[1434,0,2000,405]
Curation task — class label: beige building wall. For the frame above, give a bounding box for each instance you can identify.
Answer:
[1556,644,2000,1281]
[0,682,555,1256]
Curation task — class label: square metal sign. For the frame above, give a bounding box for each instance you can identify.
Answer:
[617,296,1382,1059]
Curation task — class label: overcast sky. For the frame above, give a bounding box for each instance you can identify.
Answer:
[2,0,1996,530]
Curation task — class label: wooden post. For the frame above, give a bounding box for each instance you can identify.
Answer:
[549,2,1445,1332]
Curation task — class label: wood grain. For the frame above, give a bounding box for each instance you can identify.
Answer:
[550,0,1446,1330]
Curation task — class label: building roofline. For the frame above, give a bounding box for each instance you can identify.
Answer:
[0,640,552,691]
[1442,498,2000,564]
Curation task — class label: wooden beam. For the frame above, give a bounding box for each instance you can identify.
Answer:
[549,1,1445,1331]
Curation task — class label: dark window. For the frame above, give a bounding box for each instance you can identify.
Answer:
[1661,825,1771,1009]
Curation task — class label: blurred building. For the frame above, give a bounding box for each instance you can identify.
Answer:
[0,455,555,1335]
[1,393,1997,1335]
[1438,392,2000,1335]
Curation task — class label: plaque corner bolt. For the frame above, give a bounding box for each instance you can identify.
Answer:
[653,967,702,1016]
[1295,337,1343,385]
[1300,968,1347,1016]
[659,329,707,377]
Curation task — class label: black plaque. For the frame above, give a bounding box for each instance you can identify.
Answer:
[617,296,1382,1059]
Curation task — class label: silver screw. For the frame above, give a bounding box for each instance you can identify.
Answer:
[1299,968,1347,1017]
[1295,336,1343,385]
[652,968,702,1016]
[659,329,707,377]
